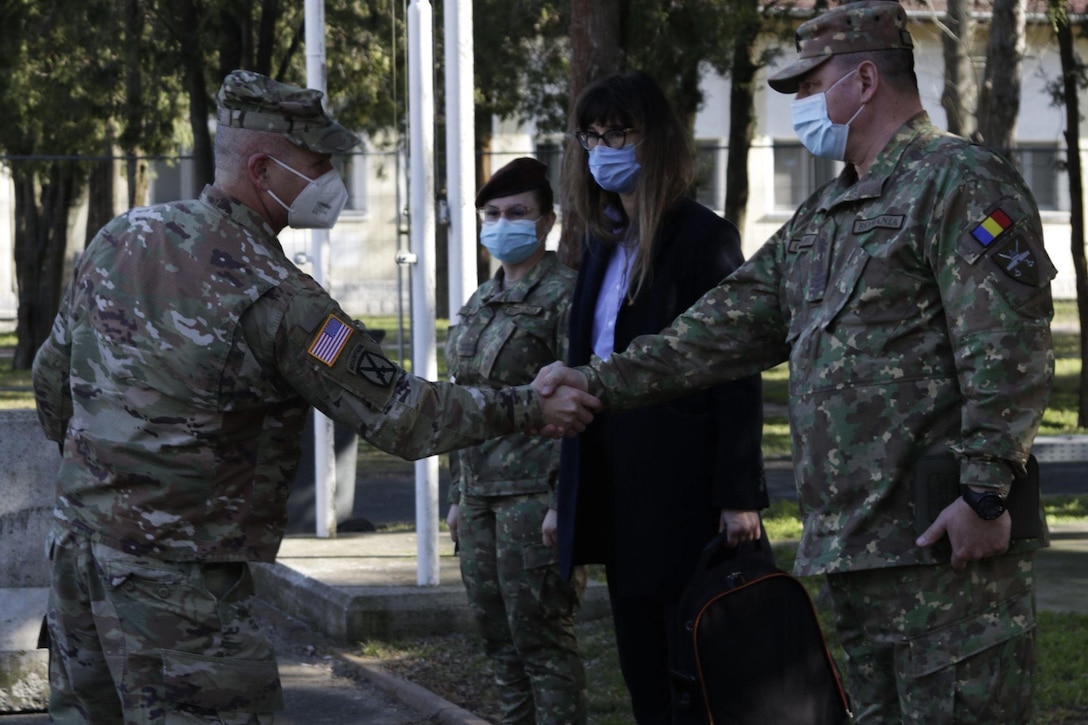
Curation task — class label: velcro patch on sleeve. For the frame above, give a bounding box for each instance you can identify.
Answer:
[346,343,398,387]
[307,314,353,367]
[970,207,1014,247]
[989,232,1040,286]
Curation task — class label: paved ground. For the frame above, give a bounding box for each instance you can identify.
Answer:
[4,454,1085,725]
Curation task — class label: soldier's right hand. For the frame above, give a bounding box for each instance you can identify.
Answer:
[532,361,589,397]
[538,383,599,437]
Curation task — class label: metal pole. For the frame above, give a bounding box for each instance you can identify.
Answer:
[305,0,337,539]
[444,0,477,319]
[408,0,440,586]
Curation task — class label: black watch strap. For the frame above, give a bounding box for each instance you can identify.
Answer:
[961,485,1007,520]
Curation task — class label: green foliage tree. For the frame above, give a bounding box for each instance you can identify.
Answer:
[558,0,791,259]
[1046,0,1088,427]
[471,0,570,166]
[0,0,177,369]
[1,0,409,370]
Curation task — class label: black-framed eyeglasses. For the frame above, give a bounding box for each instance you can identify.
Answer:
[574,127,637,151]
[477,205,540,225]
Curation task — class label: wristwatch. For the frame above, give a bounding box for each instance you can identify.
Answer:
[961,486,1008,520]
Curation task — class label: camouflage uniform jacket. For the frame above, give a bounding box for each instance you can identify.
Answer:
[32,185,543,562]
[580,113,1055,576]
[446,252,575,508]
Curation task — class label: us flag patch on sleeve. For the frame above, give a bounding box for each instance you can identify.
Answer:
[308,314,353,366]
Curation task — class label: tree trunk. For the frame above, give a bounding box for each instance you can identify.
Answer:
[86,124,118,246]
[568,0,625,104]
[1055,14,1088,426]
[725,1,759,235]
[12,164,79,370]
[179,0,214,194]
[559,0,626,267]
[124,0,145,209]
[977,0,1025,154]
[940,0,978,138]
[474,115,493,285]
[256,0,280,76]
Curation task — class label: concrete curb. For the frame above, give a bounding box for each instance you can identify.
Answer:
[337,652,491,725]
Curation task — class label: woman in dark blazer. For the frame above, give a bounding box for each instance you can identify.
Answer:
[558,71,768,725]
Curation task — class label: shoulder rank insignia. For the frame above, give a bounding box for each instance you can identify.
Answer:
[308,314,353,366]
[970,207,1014,246]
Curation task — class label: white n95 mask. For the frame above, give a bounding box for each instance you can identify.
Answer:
[266,156,349,229]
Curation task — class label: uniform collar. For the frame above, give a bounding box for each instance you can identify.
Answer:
[482,251,559,303]
[823,111,933,208]
[200,184,281,243]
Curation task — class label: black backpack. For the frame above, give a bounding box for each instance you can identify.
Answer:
[670,531,852,725]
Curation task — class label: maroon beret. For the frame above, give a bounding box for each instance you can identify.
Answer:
[476,157,553,208]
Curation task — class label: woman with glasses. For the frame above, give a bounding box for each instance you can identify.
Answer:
[557,71,768,724]
[445,157,586,724]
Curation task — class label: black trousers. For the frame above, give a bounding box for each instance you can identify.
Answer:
[606,563,679,725]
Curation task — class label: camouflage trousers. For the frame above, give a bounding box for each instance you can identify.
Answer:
[457,492,587,725]
[45,526,283,724]
[825,552,1036,724]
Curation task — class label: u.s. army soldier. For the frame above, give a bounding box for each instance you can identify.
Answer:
[534,3,1054,722]
[31,70,598,724]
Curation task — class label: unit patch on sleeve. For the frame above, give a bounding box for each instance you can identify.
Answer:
[307,314,354,366]
[970,207,1014,246]
[989,232,1040,286]
[346,343,397,387]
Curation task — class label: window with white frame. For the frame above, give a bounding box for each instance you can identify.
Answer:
[694,141,726,212]
[333,151,368,214]
[1010,145,1060,212]
[773,142,840,210]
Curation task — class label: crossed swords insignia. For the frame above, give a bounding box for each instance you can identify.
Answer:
[997,242,1035,279]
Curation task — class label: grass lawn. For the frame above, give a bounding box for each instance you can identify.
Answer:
[372,493,1088,725]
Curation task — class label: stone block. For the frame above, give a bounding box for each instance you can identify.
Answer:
[0,411,59,713]
[0,588,48,714]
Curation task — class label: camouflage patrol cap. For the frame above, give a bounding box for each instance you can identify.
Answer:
[767,1,914,94]
[216,70,361,154]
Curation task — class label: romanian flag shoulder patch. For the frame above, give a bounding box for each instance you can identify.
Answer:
[970,207,1014,246]
[308,314,353,366]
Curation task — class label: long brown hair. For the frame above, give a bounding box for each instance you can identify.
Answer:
[563,71,695,300]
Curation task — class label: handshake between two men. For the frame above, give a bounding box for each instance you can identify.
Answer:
[532,361,594,438]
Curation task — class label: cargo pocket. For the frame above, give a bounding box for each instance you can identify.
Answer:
[523,544,579,619]
[161,649,284,717]
[899,595,1035,722]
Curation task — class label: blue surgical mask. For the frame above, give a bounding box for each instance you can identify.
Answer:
[480,218,541,264]
[790,69,864,161]
[588,144,641,194]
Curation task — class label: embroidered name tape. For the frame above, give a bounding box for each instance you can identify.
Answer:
[970,208,1014,246]
[853,214,904,234]
[308,314,353,366]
